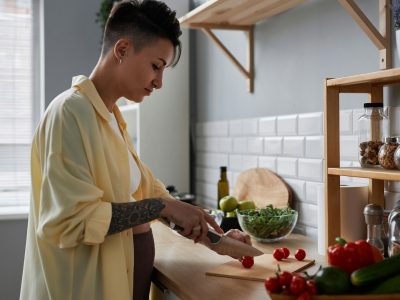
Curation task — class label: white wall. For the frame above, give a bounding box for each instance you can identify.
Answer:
[139,0,190,193]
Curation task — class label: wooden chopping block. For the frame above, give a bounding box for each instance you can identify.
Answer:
[233,168,292,208]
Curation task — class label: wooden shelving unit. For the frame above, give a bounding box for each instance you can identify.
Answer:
[324,67,400,249]
[179,0,391,93]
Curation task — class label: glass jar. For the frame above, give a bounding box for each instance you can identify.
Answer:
[358,103,387,167]
[378,137,399,169]
[395,138,400,170]
[388,200,400,257]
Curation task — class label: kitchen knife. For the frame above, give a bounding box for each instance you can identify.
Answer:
[169,222,264,258]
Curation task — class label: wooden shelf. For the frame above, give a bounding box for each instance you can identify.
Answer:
[328,167,400,181]
[179,0,306,28]
[327,68,400,88]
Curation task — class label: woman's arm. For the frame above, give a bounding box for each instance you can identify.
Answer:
[107,199,165,235]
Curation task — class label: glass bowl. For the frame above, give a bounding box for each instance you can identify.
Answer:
[237,207,298,243]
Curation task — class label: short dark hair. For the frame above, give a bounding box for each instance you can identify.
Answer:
[102,0,182,67]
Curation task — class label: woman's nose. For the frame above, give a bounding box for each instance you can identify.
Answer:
[153,74,163,89]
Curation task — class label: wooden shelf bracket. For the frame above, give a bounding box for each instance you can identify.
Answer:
[200,26,254,93]
[338,0,392,69]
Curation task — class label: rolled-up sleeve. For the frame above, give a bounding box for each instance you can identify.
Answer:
[36,100,112,248]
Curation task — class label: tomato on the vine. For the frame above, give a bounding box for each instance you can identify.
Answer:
[290,274,306,295]
[295,248,306,261]
[273,248,285,261]
[278,271,292,287]
[264,276,281,293]
[241,256,254,268]
[306,279,317,295]
[281,247,290,259]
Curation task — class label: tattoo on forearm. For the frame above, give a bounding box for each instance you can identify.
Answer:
[107,199,165,235]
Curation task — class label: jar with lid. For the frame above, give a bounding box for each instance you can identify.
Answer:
[378,137,399,169]
[388,200,400,257]
[358,103,387,167]
[394,138,400,170]
[363,204,385,255]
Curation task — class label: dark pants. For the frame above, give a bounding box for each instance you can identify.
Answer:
[133,229,155,300]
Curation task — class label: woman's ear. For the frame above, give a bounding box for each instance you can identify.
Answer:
[113,38,131,64]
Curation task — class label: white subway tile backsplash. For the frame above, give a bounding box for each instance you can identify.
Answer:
[204,121,228,137]
[204,137,219,152]
[297,202,318,228]
[229,120,243,136]
[242,118,258,136]
[247,137,264,154]
[340,110,353,135]
[283,136,305,157]
[277,115,297,136]
[340,135,358,161]
[298,112,323,136]
[277,157,298,178]
[298,159,323,182]
[233,137,247,153]
[229,154,242,171]
[264,137,283,155]
[205,153,229,168]
[305,181,324,205]
[258,156,277,172]
[218,137,233,153]
[305,136,324,158]
[352,109,364,135]
[242,155,258,170]
[195,108,378,240]
[284,178,306,201]
[259,117,276,136]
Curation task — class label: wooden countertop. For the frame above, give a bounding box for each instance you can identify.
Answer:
[151,221,325,300]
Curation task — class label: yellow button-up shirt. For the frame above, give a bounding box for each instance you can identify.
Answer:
[20,75,170,300]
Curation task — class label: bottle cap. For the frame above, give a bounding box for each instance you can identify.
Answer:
[220,166,227,172]
[364,103,383,108]
[364,204,383,225]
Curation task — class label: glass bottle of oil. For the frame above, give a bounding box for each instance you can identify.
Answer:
[217,166,229,209]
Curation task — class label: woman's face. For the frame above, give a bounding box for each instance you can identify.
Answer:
[117,37,174,102]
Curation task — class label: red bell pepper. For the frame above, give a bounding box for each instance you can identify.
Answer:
[327,238,383,274]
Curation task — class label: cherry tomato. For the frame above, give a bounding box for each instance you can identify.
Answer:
[290,274,306,295]
[278,271,293,287]
[282,247,290,259]
[295,248,306,261]
[306,279,317,295]
[297,291,312,300]
[264,276,281,293]
[241,256,254,268]
[273,248,285,261]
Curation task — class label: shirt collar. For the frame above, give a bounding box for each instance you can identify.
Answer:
[71,75,111,122]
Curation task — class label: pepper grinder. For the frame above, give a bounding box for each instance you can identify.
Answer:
[363,204,385,255]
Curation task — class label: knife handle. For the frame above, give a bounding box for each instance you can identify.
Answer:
[169,222,220,243]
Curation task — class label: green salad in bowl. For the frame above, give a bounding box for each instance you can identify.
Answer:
[236,204,298,243]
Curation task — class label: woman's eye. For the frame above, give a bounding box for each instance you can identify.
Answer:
[152,64,159,71]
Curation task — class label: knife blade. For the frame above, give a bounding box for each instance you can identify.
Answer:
[169,222,264,258]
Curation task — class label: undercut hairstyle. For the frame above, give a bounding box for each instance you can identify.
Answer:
[102,0,182,67]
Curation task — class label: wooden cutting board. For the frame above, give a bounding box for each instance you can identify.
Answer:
[233,168,292,208]
[206,254,314,282]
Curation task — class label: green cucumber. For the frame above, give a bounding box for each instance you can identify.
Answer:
[370,274,400,294]
[351,254,400,287]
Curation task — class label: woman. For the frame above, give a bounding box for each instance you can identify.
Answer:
[20,1,250,300]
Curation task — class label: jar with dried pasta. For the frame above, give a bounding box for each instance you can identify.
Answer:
[358,103,387,167]
[378,137,399,169]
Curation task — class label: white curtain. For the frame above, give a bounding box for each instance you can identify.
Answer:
[0,0,33,208]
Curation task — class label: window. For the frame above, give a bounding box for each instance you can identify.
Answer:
[0,0,38,216]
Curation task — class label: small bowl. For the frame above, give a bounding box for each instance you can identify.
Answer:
[237,208,298,243]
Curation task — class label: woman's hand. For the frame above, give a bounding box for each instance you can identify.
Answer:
[159,197,223,242]
[204,229,252,259]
